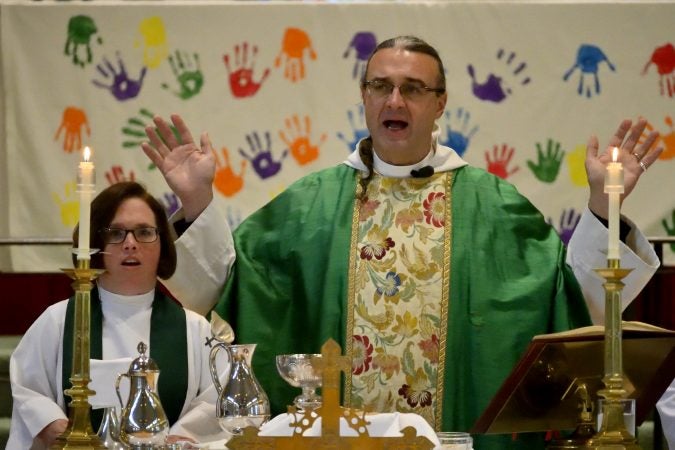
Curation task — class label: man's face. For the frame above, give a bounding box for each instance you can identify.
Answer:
[361,48,447,165]
[98,197,161,296]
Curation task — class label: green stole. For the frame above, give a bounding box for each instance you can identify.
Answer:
[63,286,189,431]
[216,164,592,450]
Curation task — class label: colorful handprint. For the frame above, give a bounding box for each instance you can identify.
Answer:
[223,42,270,98]
[336,105,369,152]
[439,108,478,157]
[566,143,589,187]
[54,106,90,153]
[135,16,169,69]
[527,139,564,183]
[640,116,675,160]
[162,50,204,100]
[662,209,675,252]
[485,144,519,179]
[92,53,147,101]
[279,114,327,166]
[160,192,181,217]
[214,147,246,197]
[274,28,317,82]
[467,49,531,103]
[550,208,581,246]
[642,43,675,98]
[122,108,180,169]
[238,131,287,180]
[64,15,102,68]
[343,32,377,80]
[52,181,80,227]
[563,44,615,98]
[105,165,136,185]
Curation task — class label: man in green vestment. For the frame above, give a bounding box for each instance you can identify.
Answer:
[143,36,663,449]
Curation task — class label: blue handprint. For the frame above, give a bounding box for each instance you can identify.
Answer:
[92,53,147,101]
[439,108,478,157]
[343,32,377,80]
[548,208,581,246]
[336,105,369,152]
[467,49,531,103]
[238,131,287,180]
[563,44,615,98]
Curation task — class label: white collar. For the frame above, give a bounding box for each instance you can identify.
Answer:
[98,284,154,314]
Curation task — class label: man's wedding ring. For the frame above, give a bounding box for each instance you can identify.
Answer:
[639,160,648,172]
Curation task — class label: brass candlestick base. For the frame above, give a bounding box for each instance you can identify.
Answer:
[51,259,106,450]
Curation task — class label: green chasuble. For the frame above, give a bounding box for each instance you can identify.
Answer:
[63,286,189,430]
[216,164,591,450]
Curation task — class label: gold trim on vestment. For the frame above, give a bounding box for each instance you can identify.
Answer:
[343,175,362,407]
[435,170,454,431]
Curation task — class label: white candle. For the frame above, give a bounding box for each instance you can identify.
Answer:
[604,147,624,261]
[77,146,95,260]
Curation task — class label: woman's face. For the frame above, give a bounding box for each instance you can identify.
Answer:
[97,197,161,295]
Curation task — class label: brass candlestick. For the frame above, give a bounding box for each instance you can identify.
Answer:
[52,258,106,449]
[583,258,639,450]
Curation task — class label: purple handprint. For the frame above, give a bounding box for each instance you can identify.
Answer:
[440,108,478,157]
[563,44,615,98]
[551,208,581,246]
[160,192,181,217]
[238,131,287,180]
[343,32,377,80]
[467,49,531,103]
[336,105,369,152]
[92,53,147,101]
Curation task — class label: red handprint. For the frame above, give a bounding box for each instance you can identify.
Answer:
[223,42,270,98]
[279,115,326,166]
[274,28,317,82]
[642,43,675,98]
[105,165,136,185]
[485,144,519,179]
[213,147,246,197]
[54,106,90,153]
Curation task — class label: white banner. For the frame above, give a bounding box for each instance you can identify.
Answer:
[1,0,674,271]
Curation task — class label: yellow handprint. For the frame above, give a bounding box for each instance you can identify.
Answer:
[135,16,168,69]
[566,143,589,187]
[51,181,80,227]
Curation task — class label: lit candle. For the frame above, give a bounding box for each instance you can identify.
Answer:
[77,147,95,260]
[604,147,624,261]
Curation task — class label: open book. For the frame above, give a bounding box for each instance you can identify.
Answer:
[534,321,675,340]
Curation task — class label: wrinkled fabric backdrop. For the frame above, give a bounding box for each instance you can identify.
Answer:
[1,0,673,272]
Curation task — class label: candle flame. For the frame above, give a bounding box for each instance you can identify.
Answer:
[611,147,618,162]
[83,146,91,162]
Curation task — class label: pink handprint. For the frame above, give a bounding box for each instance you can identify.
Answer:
[105,165,136,185]
[642,43,675,98]
[485,144,519,179]
[278,115,327,166]
[213,147,246,197]
[223,42,270,98]
[274,28,317,82]
[54,106,90,153]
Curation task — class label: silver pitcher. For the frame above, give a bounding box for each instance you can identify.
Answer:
[209,342,270,435]
[115,342,169,446]
[97,406,128,449]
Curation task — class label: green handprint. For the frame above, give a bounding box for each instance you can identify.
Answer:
[662,209,675,252]
[64,15,102,68]
[121,108,180,169]
[51,181,79,227]
[527,139,564,183]
[161,50,204,100]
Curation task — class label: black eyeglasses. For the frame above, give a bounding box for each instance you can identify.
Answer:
[362,79,445,101]
[100,227,159,244]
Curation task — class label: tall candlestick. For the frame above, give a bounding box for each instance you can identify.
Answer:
[604,147,624,261]
[77,146,95,260]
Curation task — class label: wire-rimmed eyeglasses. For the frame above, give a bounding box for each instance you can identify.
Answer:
[362,79,445,101]
[100,227,159,244]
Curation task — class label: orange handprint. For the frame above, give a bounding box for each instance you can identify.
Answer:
[485,144,519,179]
[279,115,327,166]
[54,106,90,153]
[213,147,246,198]
[274,28,317,82]
[639,116,675,160]
[105,165,136,185]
